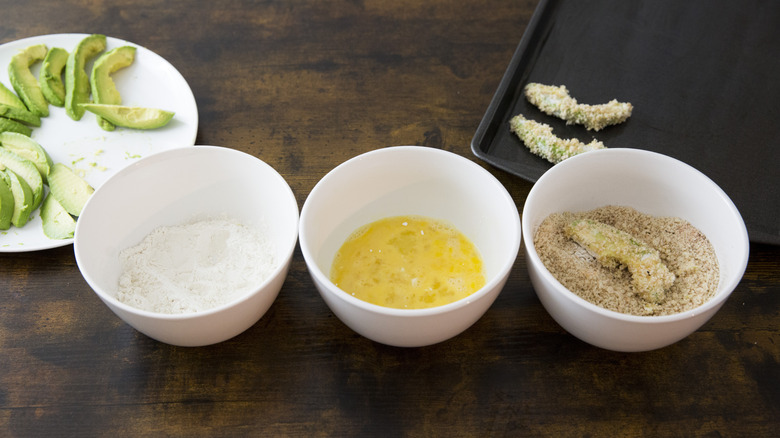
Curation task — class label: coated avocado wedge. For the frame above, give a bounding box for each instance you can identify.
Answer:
[0,117,32,136]
[1,169,34,228]
[0,132,53,184]
[39,47,69,107]
[65,34,107,121]
[47,163,94,217]
[8,43,49,117]
[91,46,136,131]
[0,172,14,230]
[0,147,44,210]
[79,103,174,130]
[41,193,76,239]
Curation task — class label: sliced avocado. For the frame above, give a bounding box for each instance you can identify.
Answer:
[0,132,53,183]
[2,169,34,228]
[39,47,69,107]
[0,103,41,126]
[0,172,14,230]
[0,117,33,136]
[65,34,106,121]
[79,104,174,130]
[41,192,76,239]
[91,46,136,131]
[47,163,94,216]
[8,43,49,117]
[0,147,44,210]
[0,81,28,110]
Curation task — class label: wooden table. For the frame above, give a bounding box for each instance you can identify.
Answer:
[1,1,778,436]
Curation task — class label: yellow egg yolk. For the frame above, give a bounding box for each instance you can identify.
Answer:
[330,215,486,309]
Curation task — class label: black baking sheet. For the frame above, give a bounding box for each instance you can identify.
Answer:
[472,0,780,245]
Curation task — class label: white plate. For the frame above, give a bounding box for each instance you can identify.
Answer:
[0,34,198,252]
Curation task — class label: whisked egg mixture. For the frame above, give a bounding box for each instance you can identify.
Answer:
[330,215,486,309]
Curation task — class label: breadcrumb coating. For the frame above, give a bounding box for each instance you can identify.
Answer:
[509,114,605,164]
[524,83,633,131]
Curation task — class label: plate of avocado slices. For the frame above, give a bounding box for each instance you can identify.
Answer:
[0,33,198,252]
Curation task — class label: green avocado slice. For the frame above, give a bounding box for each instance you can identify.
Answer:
[41,193,76,239]
[39,47,69,107]
[0,103,41,126]
[79,104,174,130]
[0,147,44,211]
[47,163,94,216]
[0,171,14,230]
[0,81,27,110]
[0,132,53,184]
[91,46,136,131]
[65,34,106,121]
[8,43,49,117]
[2,169,34,228]
[0,117,33,136]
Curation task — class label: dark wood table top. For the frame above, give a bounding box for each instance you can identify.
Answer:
[1,1,778,436]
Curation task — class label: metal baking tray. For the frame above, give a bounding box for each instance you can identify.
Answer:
[472,0,780,245]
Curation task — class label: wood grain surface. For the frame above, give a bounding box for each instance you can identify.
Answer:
[1,1,778,437]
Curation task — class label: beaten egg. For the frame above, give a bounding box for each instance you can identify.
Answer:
[330,215,486,309]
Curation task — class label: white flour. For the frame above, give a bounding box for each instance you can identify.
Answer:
[116,216,277,314]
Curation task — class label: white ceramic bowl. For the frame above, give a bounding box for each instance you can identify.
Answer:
[522,148,749,352]
[74,146,299,347]
[299,146,521,347]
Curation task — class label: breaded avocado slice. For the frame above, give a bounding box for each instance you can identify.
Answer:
[565,219,675,304]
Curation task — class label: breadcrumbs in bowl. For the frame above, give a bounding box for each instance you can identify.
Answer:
[522,148,749,352]
[534,205,720,317]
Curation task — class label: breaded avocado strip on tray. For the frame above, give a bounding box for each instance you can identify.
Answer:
[565,219,675,305]
[509,114,605,164]
[525,83,633,131]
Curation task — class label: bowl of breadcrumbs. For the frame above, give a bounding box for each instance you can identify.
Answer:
[522,148,749,352]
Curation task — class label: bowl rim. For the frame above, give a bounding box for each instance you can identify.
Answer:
[299,145,522,317]
[521,148,750,324]
[74,145,300,320]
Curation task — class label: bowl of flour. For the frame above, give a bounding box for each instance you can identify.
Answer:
[74,146,299,346]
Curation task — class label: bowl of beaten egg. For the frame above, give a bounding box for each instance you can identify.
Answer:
[74,146,299,347]
[522,148,749,352]
[299,146,521,347]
